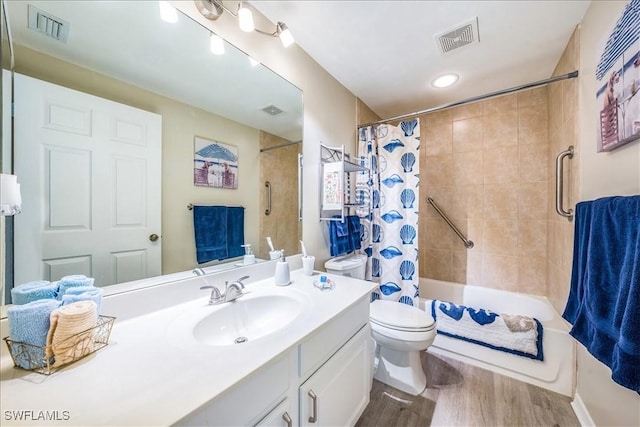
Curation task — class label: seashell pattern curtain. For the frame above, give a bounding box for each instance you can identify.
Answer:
[357,119,420,306]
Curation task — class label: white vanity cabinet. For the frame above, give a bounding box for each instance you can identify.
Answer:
[299,325,371,427]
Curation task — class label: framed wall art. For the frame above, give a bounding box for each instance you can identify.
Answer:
[193,136,239,189]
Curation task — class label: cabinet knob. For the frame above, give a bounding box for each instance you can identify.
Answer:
[308,389,318,423]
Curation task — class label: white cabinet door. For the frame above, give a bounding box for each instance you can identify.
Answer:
[299,325,371,427]
[13,73,162,286]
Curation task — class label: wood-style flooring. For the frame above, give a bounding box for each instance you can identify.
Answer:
[356,351,580,427]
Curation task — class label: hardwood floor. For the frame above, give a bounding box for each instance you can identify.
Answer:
[356,351,580,427]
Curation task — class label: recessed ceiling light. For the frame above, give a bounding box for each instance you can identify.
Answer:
[432,73,459,88]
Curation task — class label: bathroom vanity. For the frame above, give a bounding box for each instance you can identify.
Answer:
[0,260,377,426]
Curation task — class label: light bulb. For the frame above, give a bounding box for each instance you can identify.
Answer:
[238,3,255,32]
[210,33,225,55]
[277,22,294,48]
[431,73,459,88]
[159,1,178,23]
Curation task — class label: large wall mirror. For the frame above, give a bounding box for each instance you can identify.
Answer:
[1,0,303,296]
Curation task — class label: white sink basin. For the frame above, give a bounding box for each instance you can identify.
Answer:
[167,288,309,347]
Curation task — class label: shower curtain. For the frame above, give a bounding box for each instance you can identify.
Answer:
[357,119,420,306]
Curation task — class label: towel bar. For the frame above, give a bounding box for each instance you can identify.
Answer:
[555,146,574,221]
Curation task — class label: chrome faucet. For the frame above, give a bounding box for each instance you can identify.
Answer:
[200,275,250,305]
[193,267,206,276]
[224,275,250,302]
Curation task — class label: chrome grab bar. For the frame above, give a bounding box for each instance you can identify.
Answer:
[265,181,271,215]
[555,146,574,221]
[426,197,474,249]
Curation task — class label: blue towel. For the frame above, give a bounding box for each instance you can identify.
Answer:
[10,280,58,305]
[562,195,640,393]
[57,275,95,298]
[227,206,245,259]
[61,287,104,314]
[7,299,61,369]
[193,205,245,263]
[347,216,362,252]
[194,205,228,263]
[329,216,352,256]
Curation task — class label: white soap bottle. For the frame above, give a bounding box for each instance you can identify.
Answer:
[274,250,290,286]
[242,244,256,265]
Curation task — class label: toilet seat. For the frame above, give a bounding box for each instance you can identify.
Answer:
[370,300,435,332]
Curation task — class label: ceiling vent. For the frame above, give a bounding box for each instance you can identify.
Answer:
[434,18,479,55]
[261,105,284,116]
[27,5,70,43]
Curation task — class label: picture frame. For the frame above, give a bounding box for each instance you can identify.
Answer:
[193,136,239,189]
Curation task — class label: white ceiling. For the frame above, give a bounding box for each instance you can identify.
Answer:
[252,0,592,120]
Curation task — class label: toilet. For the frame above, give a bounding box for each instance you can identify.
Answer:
[324,253,437,396]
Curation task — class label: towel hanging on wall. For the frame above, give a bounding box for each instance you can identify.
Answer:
[562,195,640,393]
[192,205,245,264]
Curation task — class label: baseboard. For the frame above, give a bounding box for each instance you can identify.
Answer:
[571,392,595,427]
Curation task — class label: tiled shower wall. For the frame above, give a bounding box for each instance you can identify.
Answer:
[418,87,550,296]
[547,28,580,312]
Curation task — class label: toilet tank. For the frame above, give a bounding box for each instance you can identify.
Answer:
[324,254,367,279]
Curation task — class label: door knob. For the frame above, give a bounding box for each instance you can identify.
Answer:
[149,233,159,242]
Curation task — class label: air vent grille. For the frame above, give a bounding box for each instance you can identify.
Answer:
[262,105,284,116]
[28,5,70,43]
[435,18,479,55]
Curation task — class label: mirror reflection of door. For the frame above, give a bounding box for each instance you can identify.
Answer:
[14,74,162,287]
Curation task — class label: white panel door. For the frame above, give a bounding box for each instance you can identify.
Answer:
[14,73,162,287]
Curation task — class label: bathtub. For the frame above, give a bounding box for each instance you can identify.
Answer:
[419,278,575,397]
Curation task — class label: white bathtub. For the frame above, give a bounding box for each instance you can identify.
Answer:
[419,278,575,397]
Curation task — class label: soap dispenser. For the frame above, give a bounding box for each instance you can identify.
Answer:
[274,250,291,286]
[242,244,256,265]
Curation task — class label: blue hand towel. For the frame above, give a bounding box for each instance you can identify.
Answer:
[227,206,245,259]
[193,205,228,263]
[329,216,352,256]
[562,195,640,393]
[62,287,104,314]
[7,299,62,369]
[10,280,58,305]
[57,275,95,299]
[347,216,363,252]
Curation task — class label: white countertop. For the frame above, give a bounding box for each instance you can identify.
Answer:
[0,269,376,426]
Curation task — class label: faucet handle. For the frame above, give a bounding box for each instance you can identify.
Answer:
[200,285,223,304]
[235,275,250,288]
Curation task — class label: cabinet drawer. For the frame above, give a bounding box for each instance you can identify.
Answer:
[176,350,293,426]
[299,295,369,380]
[255,398,294,427]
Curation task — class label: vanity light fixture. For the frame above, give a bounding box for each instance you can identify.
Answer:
[159,1,178,23]
[210,33,225,55]
[0,174,22,216]
[194,0,295,48]
[431,73,459,88]
[238,2,254,32]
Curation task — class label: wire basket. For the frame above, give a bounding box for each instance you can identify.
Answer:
[3,315,115,375]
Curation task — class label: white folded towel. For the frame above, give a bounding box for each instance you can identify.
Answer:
[46,301,98,367]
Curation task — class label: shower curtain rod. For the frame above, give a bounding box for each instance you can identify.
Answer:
[259,140,302,153]
[360,70,578,128]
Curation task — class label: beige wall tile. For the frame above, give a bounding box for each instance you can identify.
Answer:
[517,256,547,296]
[453,117,483,152]
[484,146,519,184]
[519,181,548,219]
[519,143,548,182]
[424,218,454,250]
[483,219,518,255]
[453,151,484,186]
[451,102,483,121]
[423,109,452,127]
[484,183,518,219]
[425,154,453,187]
[483,93,518,115]
[517,86,548,108]
[423,186,453,219]
[422,249,452,282]
[547,220,563,268]
[562,78,578,124]
[449,184,484,219]
[483,111,518,147]
[465,251,484,286]
[424,123,453,156]
[482,254,519,291]
[451,250,468,284]
[518,219,547,258]
[519,105,549,138]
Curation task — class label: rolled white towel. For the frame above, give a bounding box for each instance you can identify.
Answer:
[46,300,98,367]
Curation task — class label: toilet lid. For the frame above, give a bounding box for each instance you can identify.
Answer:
[370,300,435,331]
